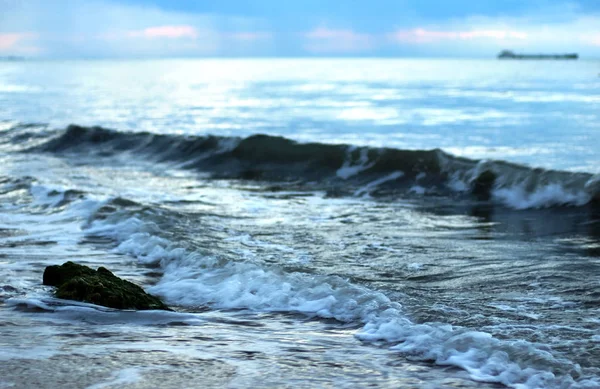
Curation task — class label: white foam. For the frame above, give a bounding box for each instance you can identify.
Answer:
[447,172,470,192]
[84,214,596,389]
[86,368,143,389]
[358,321,589,388]
[89,217,401,323]
[407,263,423,271]
[439,156,597,210]
[584,174,600,197]
[409,185,426,195]
[6,297,205,325]
[354,171,404,197]
[336,147,375,179]
[493,183,590,210]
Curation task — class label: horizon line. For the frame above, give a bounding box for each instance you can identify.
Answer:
[1,54,598,61]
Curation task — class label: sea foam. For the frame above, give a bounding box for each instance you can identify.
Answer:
[83,204,598,389]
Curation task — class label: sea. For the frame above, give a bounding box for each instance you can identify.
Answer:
[0,58,599,389]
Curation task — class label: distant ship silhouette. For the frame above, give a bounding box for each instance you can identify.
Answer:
[498,50,578,60]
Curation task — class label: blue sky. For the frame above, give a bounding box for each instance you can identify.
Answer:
[1,0,599,57]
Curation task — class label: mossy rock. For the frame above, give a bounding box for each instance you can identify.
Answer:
[43,261,171,310]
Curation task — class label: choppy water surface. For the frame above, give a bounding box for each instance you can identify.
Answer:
[1,59,600,388]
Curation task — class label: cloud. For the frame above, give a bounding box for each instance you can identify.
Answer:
[127,25,199,39]
[391,28,527,44]
[387,11,600,56]
[100,27,272,43]
[96,24,272,56]
[0,0,598,57]
[0,32,40,54]
[0,0,272,57]
[0,33,27,50]
[303,27,373,53]
[300,3,600,57]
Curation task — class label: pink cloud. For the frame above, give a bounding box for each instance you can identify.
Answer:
[128,25,199,39]
[391,28,528,44]
[304,27,373,53]
[0,32,38,51]
[100,29,271,43]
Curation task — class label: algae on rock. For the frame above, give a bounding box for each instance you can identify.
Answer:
[43,261,171,310]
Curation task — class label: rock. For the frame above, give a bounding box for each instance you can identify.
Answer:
[471,170,496,201]
[43,261,171,310]
[43,261,96,286]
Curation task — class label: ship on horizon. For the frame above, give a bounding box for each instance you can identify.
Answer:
[498,50,578,60]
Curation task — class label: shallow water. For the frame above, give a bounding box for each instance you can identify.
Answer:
[1,59,600,388]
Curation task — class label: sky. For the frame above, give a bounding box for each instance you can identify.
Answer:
[1,0,600,58]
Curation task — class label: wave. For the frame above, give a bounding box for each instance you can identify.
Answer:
[81,198,599,388]
[10,123,600,209]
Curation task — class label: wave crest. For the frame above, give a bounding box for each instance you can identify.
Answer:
[15,124,600,209]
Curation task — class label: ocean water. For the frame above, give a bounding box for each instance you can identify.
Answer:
[0,58,599,389]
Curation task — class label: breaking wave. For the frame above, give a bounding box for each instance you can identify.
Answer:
[81,199,599,389]
[8,123,600,209]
